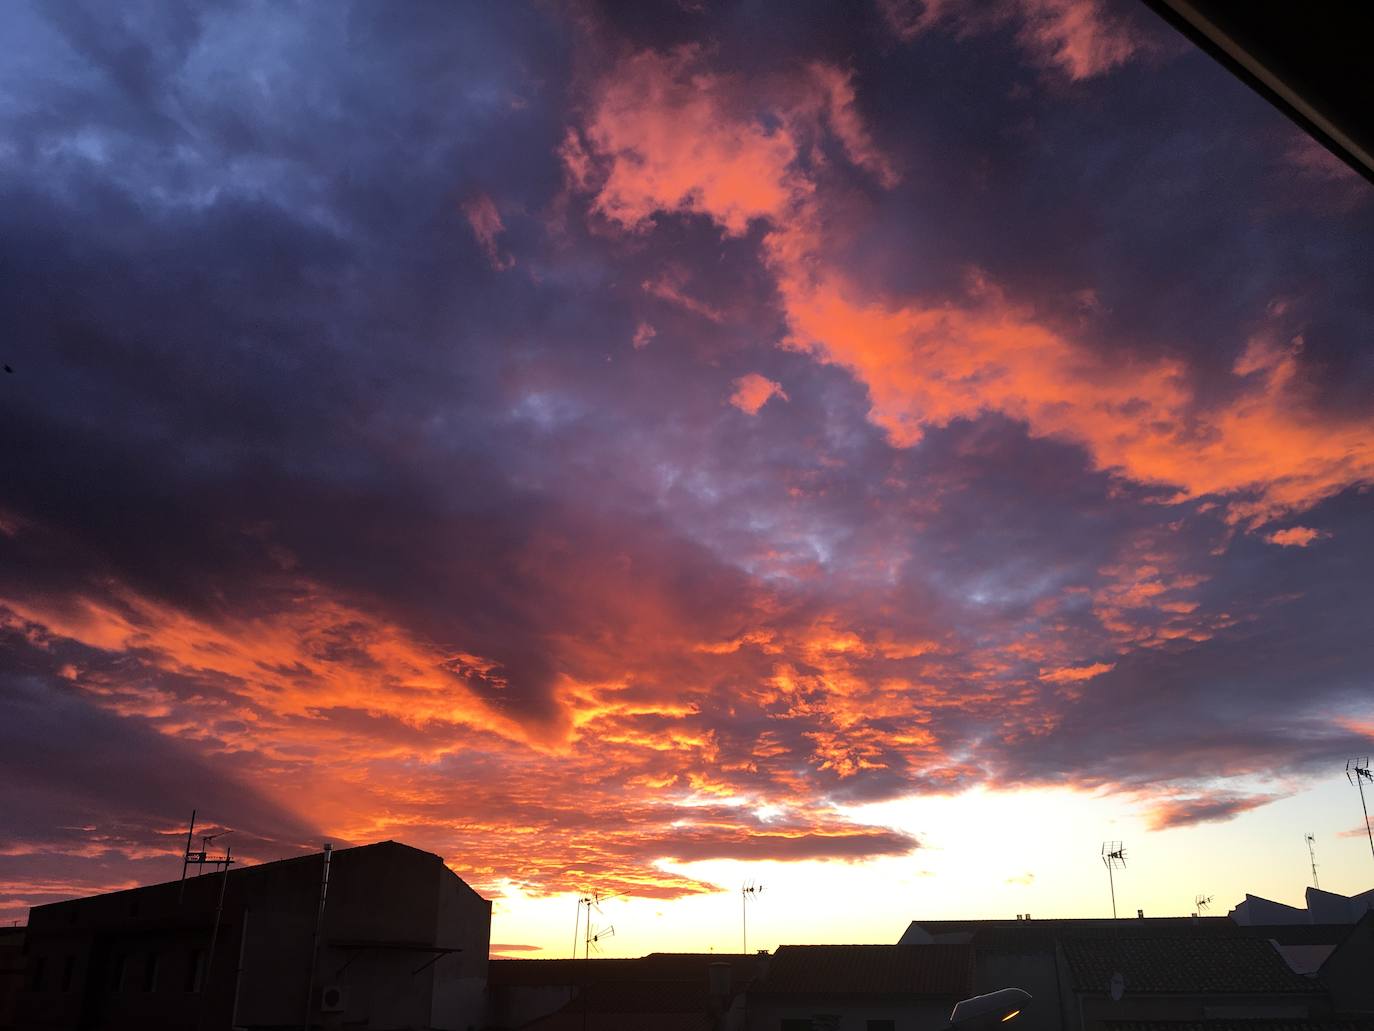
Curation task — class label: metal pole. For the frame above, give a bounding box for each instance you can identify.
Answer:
[198,844,231,1031]
[1359,775,1374,865]
[1108,865,1117,920]
[1306,834,1320,889]
[303,844,332,1031]
[742,889,747,955]
[572,898,581,960]
[230,908,249,1031]
[180,810,197,904]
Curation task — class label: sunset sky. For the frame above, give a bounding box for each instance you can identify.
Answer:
[2,1,1373,956]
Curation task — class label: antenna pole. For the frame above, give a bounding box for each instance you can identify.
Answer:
[302,843,332,1031]
[1349,759,1374,867]
[572,896,582,961]
[742,887,747,955]
[1360,770,1374,865]
[1305,833,1320,890]
[179,809,197,904]
[197,843,230,1031]
[1102,842,1125,919]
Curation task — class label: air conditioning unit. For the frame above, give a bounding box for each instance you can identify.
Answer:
[319,985,347,1013]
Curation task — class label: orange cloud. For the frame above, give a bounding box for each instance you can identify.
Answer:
[775,268,1374,527]
[1266,526,1327,548]
[1144,793,1277,830]
[1038,661,1114,684]
[569,46,1374,528]
[582,47,801,236]
[632,321,657,349]
[878,0,1142,80]
[462,193,514,270]
[1,567,937,904]
[730,373,788,415]
[642,267,725,322]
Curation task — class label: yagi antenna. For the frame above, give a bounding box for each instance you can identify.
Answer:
[1305,832,1320,890]
[1194,894,1212,915]
[1101,842,1126,920]
[573,889,628,959]
[177,810,235,904]
[586,925,614,955]
[742,880,764,955]
[1347,758,1374,866]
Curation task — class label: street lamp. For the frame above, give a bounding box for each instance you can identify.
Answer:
[946,988,1032,1031]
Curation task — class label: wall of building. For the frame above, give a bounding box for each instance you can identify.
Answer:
[975,949,1064,1031]
[14,842,491,1031]
[1074,991,1330,1031]
[0,928,28,1031]
[429,863,491,1031]
[1320,915,1374,1016]
[745,995,949,1031]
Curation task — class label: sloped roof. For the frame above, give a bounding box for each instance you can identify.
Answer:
[753,944,973,997]
[1063,937,1323,994]
[901,918,1355,949]
[903,917,1237,943]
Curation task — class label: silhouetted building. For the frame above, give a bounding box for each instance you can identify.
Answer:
[743,943,974,1031]
[0,927,25,1031]
[1230,886,1374,926]
[900,917,1247,1031]
[1061,935,1331,1031]
[15,840,489,1031]
[896,915,1372,1031]
[485,953,763,1030]
[1318,911,1374,1018]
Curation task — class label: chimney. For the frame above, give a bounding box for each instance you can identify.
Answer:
[1137,909,1144,919]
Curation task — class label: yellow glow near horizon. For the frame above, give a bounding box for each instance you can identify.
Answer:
[488,780,1374,956]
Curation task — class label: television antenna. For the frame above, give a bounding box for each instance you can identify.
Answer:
[741,880,764,955]
[1101,842,1126,919]
[573,889,626,959]
[177,810,235,903]
[1347,759,1374,865]
[1193,894,1212,916]
[585,924,614,956]
[1305,832,1320,889]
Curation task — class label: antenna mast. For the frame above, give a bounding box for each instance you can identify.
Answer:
[177,811,234,903]
[1347,758,1374,866]
[572,893,592,960]
[578,890,625,960]
[741,881,764,954]
[1305,832,1320,889]
[1101,842,1126,919]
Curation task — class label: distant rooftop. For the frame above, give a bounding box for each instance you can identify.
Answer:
[753,944,974,998]
[1230,886,1374,927]
[1063,936,1324,995]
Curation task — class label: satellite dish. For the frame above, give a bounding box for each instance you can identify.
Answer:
[1109,972,1125,1002]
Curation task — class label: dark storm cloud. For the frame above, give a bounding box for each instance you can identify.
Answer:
[2,0,1372,920]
